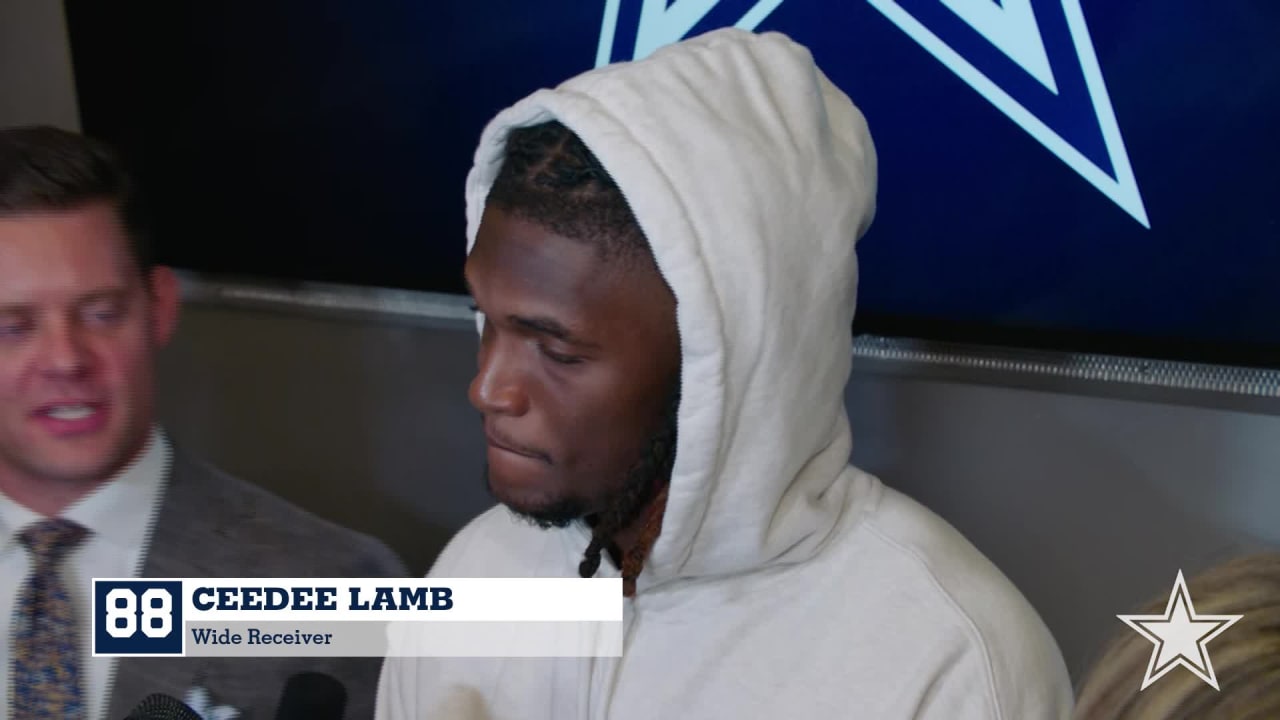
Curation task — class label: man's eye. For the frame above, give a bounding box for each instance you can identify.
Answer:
[540,346,582,365]
[84,303,124,324]
[0,322,29,338]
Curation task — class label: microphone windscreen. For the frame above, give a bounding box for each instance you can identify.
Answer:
[124,693,203,720]
[275,671,348,720]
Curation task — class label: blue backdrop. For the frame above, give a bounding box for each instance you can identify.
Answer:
[63,1,1280,366]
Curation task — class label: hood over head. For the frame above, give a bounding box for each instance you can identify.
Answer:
[465,28,877,592]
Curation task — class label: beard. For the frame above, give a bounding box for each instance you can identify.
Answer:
[485,389,681,542]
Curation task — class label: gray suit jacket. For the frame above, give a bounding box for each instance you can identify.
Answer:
[105,447,408,720]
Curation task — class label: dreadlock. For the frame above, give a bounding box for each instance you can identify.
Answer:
[577,388,680,596]
[486,119,679,596]
[487,120,651,268]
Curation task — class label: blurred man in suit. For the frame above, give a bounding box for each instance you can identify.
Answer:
[0,125,407,719]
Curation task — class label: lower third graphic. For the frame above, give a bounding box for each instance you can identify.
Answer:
[92,577,623,658]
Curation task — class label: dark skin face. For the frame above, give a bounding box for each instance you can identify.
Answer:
[465,205,680,549]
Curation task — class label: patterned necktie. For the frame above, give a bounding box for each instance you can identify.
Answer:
[11,518,89,720]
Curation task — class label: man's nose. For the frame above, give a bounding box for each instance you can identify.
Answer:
[37,322,93,379]
[468,343,529,417]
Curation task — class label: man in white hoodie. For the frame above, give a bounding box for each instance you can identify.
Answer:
[377,27,1073,719]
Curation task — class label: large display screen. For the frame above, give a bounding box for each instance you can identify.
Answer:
[62,1,1280,367]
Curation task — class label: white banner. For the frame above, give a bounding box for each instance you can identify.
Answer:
[91,577,623,658]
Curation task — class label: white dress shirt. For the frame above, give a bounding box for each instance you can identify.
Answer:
[0,426,170,720]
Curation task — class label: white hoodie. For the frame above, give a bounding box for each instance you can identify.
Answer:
[377,28,1073,720]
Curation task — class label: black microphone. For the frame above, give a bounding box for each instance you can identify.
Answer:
[275,671,348,720]
[122,693,202,720]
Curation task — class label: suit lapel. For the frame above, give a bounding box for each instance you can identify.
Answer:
[107,449,221,718]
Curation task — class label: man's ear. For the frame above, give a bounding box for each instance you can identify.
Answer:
[146,265,181,348]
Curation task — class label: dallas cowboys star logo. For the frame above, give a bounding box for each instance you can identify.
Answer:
[595,0,1150,227]
[1118,570,1244,691]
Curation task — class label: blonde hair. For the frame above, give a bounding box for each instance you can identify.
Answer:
[1073,552,1280,719]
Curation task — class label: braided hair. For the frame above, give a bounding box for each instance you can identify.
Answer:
[486,120,651,268]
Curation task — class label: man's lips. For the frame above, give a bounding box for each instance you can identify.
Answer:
[484,427,550,463]
[32,400,106,417]
[30,400,109,436]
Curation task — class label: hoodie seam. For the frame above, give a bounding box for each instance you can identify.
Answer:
[862,522,1007,720]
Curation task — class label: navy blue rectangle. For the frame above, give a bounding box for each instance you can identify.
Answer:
[93,581,184,656]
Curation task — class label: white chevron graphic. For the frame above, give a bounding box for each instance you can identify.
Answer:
[867,0,1148,227]
[939,0,1057,92]
[596,0,786,66]
[595,0,1149,228]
